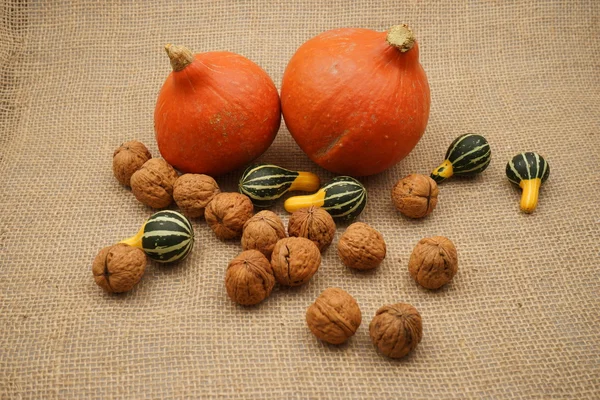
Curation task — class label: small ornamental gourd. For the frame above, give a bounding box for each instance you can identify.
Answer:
[120,210,194,263]
[284,176,367,221]
[430,134,491,182]
[239,164,320,207]
[506,152,550,213]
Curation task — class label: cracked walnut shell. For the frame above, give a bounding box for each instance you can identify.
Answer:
[205,192,254,240]
[271,237,321,286]
[369,303,422,359]
[92,243,147,294]
[112,141,152,187]
[288,206,336,252]
[408,236,458,289]
[392,174,438,218]
[306,288,362,344]
[130,158,179,209]
[173,174,220,218]
[225,250,275,306]
[241,210,287,258]
[337,222,386,270]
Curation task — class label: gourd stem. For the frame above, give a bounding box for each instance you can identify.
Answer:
[165,44,194,72]
[519,178,541,213]
[288,172,321,192]
[119,225,145,248]
[386,24,416,52]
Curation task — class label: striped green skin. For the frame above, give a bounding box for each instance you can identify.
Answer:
[141,210,194,263]
[506,152,550,185]
[321,176,367,221]
[433,134,491,182]
[239,164,300,207]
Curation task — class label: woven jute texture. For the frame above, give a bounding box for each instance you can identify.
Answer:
[1,1,599,398]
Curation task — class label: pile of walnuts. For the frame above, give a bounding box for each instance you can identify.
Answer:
[92,140,222,294]
[113,140,221,214]
[226,205,391,305]
[105,139,461,360]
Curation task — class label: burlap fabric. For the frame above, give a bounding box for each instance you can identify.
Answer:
[1,1,598,398]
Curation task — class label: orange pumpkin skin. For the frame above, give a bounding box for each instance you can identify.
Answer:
[281,27,430,176]
[155,51,281,176]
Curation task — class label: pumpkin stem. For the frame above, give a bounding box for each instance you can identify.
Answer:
[165,44,194,72]
[386,25,416,52]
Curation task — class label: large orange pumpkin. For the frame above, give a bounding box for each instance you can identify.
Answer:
[155,45,281,176]
[281,25,430,176]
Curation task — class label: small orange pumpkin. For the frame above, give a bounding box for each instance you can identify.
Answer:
[155,45,281,176]
[281,25,430,176]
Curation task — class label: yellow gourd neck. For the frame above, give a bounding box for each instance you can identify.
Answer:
[284,190,326,213]
[288,171,320,192]
[119,224,145,248]
[431,160,454,181]
[519,178,542,213]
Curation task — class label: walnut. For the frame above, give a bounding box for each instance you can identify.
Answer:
[337,222,386,270]
[130,158,179,209]
[408,236,458,289]
[225,250,275,306]
[205,192,254,240]
[241,210,286,258]
[112,141,152,186]
[392,174,439,218]
[271,237,321,286]
[288,206,336,252]
[173,174,220,218]
[369,303,422,359]
[306,288,362,344]
[92,243,147,294]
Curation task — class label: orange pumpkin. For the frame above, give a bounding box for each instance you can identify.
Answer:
[281,25,430,176]
[155,45,281,176]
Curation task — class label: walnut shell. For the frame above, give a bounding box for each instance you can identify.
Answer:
[369,303,422,359]
[408,236,458,289]
[392,174,439,218]
[92,243,147,294]
[271,237,321,286]
[337,222,386,270]
[173,174,220,218]
[112,141,152,186]
[306,288,362,344]
[205,192,254,240]
[225,250,275,306]
[241,210,287,258]
[130,158,179,209]
[288,206,336,252]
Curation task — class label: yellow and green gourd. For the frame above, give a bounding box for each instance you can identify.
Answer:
[120,210,194,263]
[239,164,320,207]
[431,133,491,182]
[284,176,367,221]
[506,152,550,213]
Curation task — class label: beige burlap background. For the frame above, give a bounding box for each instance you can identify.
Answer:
[1,1,599,398]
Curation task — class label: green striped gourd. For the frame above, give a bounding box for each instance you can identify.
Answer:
[239,164,320,207]
[431,134,491,182]
[120,210,194,263]
[284,176,367,221]
[506,152,550,213]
